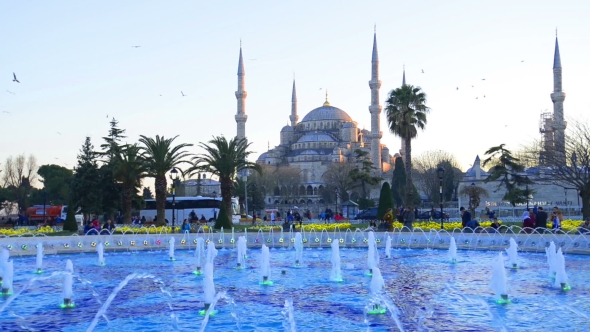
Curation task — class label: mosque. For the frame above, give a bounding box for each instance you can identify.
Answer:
[234,32,397,206]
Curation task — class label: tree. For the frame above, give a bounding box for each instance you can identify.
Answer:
[413,150,462,204]
[100,118,127,162]
[459,184,489,217]
[377,182,394,220]
[273,166,301,203]
[37,165,73,206]
[188,136,261,229]
[391,157,406,207]
[63,195,78,232]
[113,144,147,223]
[139,135,193,226]
[322,162,357,200]
[142,187,153,199]
[349,149,381,201]
[524,119,590,218]
[70,137,102,217]
[385,84,430,206]
[1,154,38,211]
[482,144,534,206]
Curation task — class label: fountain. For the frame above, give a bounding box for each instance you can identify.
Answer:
[554,248,570,290]
[0,249,9,284]
[367,231,379,276]
[294,233,303,266]
[62,259,74,308]
[490,252,509,304]
[36,243,44,273]
[97,242,105,266]
[448,237,458,263]
[367,267,386,314]
[169,237,176,261]
[236,236,247,268]
[385,236,392,259]
[260,244,272,285]
[506,238,518,269]
[200,262,216,315]
[282,299,296,332]
[330,239,343,282]
[206,240,218,264]
[546,241,557,277]
[1,261,13,296]
[194,237,205,275]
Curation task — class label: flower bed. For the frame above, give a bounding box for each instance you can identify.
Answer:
[0,226,55,236]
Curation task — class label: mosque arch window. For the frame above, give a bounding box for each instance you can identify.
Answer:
[274,200,280,204]
[319,199,325,204]
[306,185,313,195]
[307,199,313,205]
[299,185,306,195]
[299,199,305,204]
[313,187,318,195]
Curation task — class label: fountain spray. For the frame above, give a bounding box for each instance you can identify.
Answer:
[448,237,458,263]
[294,233,303,267]
[260,244,273,285]
[200,262,217,315]
[1,261,13,296]
[545,241,557,277]
[169,237,176,261]
[62,259,74,308]
[97,242,105,266]
[194,238,205,275]
[366,231,379,276]
[36,243,44,273]
[490,252,509,304]
[237,236,247,268]
[0,249,9,284]
[330,239,343,282]
[506,238,518,269]
[385,236,392,259]
[367,267,386,314]
[206,240,218,264]
[554,248,570,290]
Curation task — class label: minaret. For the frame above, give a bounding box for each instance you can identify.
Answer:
[289,79,298,127]
[400,67,407,159]
[368,30,382,172]
[550,34,566,164]
[235,44,248,141]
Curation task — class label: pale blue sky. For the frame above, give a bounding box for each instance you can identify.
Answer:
[1,1,589,187]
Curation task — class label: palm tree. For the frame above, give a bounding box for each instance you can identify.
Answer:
[138,135,193,225]
[113,144,148,223]
[187,136,261,229]
[385,84,430,206]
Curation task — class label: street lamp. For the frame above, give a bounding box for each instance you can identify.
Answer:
[171,168,179,231]
[242,170,248,217]
[436,166,445,229]
[334,187,339,216]
[525,175,529,210]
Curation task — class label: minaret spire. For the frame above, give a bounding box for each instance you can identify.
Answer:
[400,66,407,159]
[550,34,566,164]
[289,79,298,127]
[235,43,248,141]
[368,29,382,172]
[402,65,406,86]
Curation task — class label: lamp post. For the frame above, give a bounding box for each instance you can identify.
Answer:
[171,168,179,231]
[525,175,529,210]
[334,187,339,216]
[242,170,248,217]
[437,166,445,229]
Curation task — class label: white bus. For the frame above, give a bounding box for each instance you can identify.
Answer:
[140,196,240,224]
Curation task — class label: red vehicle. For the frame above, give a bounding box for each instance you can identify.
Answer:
[25,205,68,222]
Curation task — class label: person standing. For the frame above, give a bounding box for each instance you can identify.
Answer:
[535,207,548,230]
[460,207,471,228]
[402,207,415,231]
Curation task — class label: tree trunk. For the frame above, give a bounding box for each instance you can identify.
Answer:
[404,137,413,207]
[122,185,133,224]
[220,176,233,216]
[581,188,590,220]
[155,175,167,226]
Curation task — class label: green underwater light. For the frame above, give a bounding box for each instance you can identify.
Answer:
[333,279,344,283]
[367,308,387,315]
[259,280,274,286]
[193,270,203,275]
[35,269,43,274]
[563,285,571,291]
[60,303,75,308]
[495,299,511,304]
[199,309,217,316]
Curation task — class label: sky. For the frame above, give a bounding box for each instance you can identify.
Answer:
[1,0,589,188]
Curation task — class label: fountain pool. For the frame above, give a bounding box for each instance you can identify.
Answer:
[0,245,589,331]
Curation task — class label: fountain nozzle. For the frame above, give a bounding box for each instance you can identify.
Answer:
[263,276,268,282]
[295,260,299,266]
[36,268,42,273]
[1,288,8,295]
[501,294,508,301]
[512,263,517,269]
[237,262,241,268]
[63,298,72,307]
[561,282,566,289]
[204,303,210,310]
[281,270,286,275]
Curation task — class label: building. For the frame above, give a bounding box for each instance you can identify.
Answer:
[234,32,398,208]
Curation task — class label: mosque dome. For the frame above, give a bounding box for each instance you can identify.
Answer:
[343,122,356,128]
[296,132,336,143]
[301,101,353,123]
[281,125,294,132]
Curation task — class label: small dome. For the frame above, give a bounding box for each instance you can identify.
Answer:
[281,125,294,132]
[257,152,268,161]
[301,104,352,123]
[296,132,336,143]
[299,150,319,155]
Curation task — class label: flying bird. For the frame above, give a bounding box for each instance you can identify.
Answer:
[521,60,525,62]
[482,78,486,81]
[2,111,10,114]
[132,45,141,48]
[319,88,322,90]
[57,132,62,135]
[6,90,15,95]
[484,95,486,98]
[471,85,474,88]
[456,87,459,90]
[181,91,185,97]
[421,69,424,73]
[12,73,19,83]
[476,97,479,99]
[249,59,257,61]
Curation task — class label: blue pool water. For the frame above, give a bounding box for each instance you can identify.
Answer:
[0,246,589,331]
